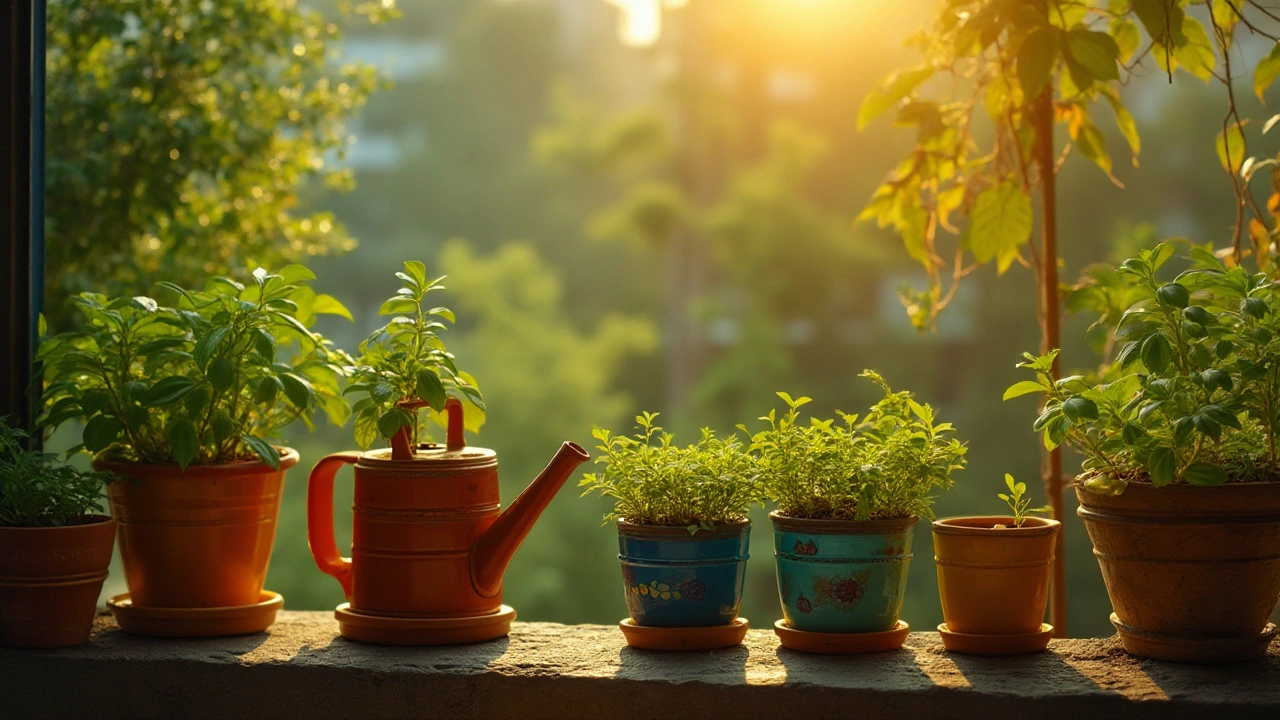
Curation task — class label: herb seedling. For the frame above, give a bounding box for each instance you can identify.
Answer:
[997,474,1051,528]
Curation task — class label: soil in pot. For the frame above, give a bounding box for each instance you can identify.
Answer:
[617,519,750,629]
[1076,480,1280,663]
[770,511,915,634]
[97,449,298,608]
[0,514,116,648]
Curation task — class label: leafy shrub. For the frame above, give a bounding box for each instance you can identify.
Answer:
[0,418,113,527]
[39,266,351,469]
[579,413,765,532]
[1009,242,1280,494]
[344,262,484,450]
[748,372,966,520]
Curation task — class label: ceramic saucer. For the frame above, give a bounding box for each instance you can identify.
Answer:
[335,603,516,646]
[108,591,283,637]
[618,617,749,651]
[938,623,1053,655]
[773,619,910,654]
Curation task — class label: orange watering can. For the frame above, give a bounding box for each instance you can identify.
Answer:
[307,398,589,644]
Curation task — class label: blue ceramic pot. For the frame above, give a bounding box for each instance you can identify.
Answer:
[771,512,917,633]
[617,519,750,627]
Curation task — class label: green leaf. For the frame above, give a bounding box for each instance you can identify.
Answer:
[211,412,235,444]
[240,435,281,470]
[378,297,418,316]
[1192,413,1222,441]
[193,326,232,369]
[311,294,353,321]
[1141,333,1173,373]
[279,373,314,409]
[83,415,123,453]
[402,261,428,287]
[1111,18,1141,63]
[1182,462,1228,486]
[416,369,447,410]
[858,66,935,130]
[1216,123,1247,173]
[1156,282,1190,308]
[1256,44,1280,102]
[1003,380,1046,401]
[377,408,413,438]
[252,329,275,363]
[278,264,317,284]
[1062,396,1100,423]
[1066,29,1119,84]
[168,418,199,470]
[1147,446,1176,487]
[1073,113,1112,177]
[1173,17,1215,81]
[254,376,282,405]
[1017,28,1055,98]
[207,358,236,393]
[355,408,380,450]
[143,377,197,408]
[968,181,1032,273]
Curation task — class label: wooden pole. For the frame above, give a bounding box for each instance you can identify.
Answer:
[1032,87,1067,638]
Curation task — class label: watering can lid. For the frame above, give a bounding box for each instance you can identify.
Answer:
[359,443,497,471]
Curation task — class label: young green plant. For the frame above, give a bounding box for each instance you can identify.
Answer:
[580,412,765,534]
[39,265,351,470]
[0,417,114,527]
[998,474,1051,529]
[345,262,484,450]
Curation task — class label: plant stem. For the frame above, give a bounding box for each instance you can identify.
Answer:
[1032,87,1066,638]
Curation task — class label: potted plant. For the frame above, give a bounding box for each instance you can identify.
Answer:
[580,412,765,651]
[932,474,1059,656]
[0,417,116,648]
[749,373,966,654]
[1008,242,1280,662]
[308,263,586,646]
[38,265,350,636]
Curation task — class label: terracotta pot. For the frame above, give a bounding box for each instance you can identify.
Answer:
[932,516,1059,635]
[1076,480,1280,663]
[0,515,116,648]
[96,449,298,608]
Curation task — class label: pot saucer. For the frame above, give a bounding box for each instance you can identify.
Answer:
[335,604,516,646]
[773,619,910,654]
[618,617,749,651]
[107,591,283,638]
[938,623,1053,655]
[1110,613,1278,663]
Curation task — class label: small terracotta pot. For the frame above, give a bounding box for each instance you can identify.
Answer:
[1076,480,1280,663]
[0,514,116,648]
[96,449,298,608]
[932,516,1059,635]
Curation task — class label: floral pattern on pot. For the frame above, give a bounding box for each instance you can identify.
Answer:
[618,521,750,628]
[772,513,917,634]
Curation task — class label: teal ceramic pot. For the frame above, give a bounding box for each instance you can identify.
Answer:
[618,519,750,627]
[770,512,917,633]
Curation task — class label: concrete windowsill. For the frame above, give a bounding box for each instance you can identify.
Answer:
[3,612,1279,719]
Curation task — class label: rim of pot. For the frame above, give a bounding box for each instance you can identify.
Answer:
[932,516,1061,536]
[616,517,750,538]
[768,510,917,535]
[0,513,115,533]
[93,446,300,477]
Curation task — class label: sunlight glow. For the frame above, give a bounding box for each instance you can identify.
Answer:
[604,0,688,48]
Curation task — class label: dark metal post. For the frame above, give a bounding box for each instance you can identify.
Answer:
[1,0,40,431]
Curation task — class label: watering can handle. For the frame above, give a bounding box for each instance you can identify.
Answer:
[307,451,360,600]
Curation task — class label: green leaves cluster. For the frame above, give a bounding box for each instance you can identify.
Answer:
[1008,242,1280,493]
[345,262,484,450]
[38,265,352,470]
[0,417,114,528]
[998,474,1051,528]
[747,373,967,521]
[858,0,1250,330]
[579,413,765,533]
[44,0,394,326]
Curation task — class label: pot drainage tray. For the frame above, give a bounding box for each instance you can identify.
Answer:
[938,623,1053,656]
[774,619,910,654]
[619,617,749,651]
[108,591,283,638]
[335,604,516,646]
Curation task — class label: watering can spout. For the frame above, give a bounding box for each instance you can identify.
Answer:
[471,441,590,598]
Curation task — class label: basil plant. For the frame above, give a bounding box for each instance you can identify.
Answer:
[39,266,352,470]
[1008,243,1280,494]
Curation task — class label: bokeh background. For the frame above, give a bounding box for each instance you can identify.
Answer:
[45,0,1275,637]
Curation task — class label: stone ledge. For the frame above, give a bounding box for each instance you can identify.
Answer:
[2,612,1279,719]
